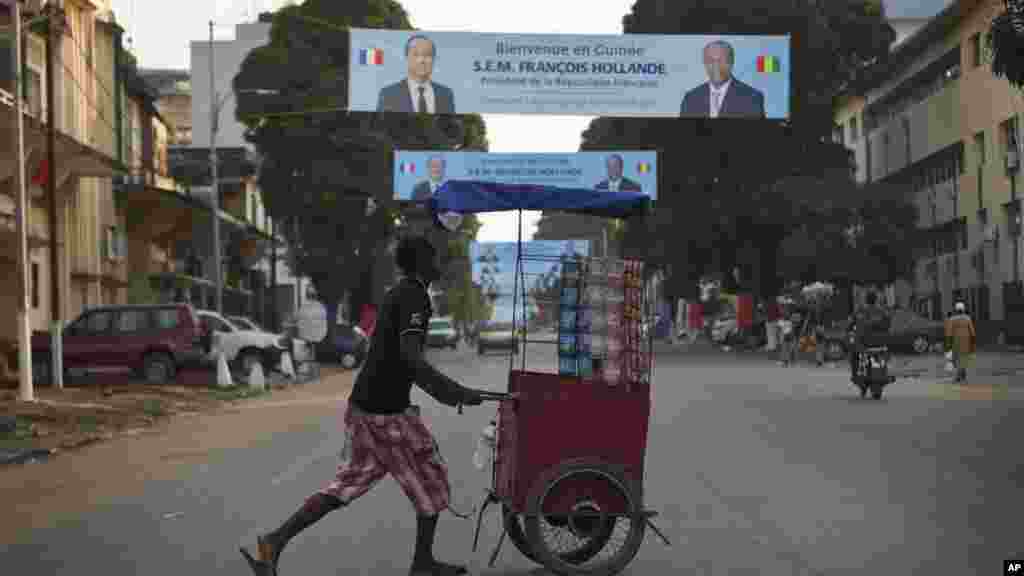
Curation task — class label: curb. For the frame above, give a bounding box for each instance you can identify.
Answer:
[0,448,54,466]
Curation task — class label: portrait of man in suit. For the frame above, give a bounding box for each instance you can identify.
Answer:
[376,35,456,114]
[594,154,642,193]
[680,40,765,119]
[412,155,447,200]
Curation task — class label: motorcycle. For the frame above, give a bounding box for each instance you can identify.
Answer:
[852,345,896,399]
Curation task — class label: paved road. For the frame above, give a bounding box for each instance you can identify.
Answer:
[4,342,1024,575]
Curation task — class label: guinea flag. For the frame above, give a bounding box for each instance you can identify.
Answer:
[757,55,781,73]
[359,48,384,66]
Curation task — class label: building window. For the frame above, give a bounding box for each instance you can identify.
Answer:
[1002,116,1020,157]
[849,115,859,142]
[902,117,911,162]
[31,262,39,309]
[970,33,982,67]
[975,131,986,166]
[24,68,42,118]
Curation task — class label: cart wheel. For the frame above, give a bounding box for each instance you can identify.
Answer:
[504,504,615,566]
[523,460,645,575]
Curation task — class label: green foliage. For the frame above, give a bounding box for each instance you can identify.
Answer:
[560,0,898,299]
[126,274,158,305]
[233,0,489,320]
[774,179,921,286]
[140,399,168,418]
[987,6,1024,89]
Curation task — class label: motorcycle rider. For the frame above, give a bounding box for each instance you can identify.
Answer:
[850,292,889,383]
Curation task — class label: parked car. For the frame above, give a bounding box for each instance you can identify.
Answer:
[196,310,289,375]
[819,309,945,358]
[228,315,313,365]
[427,316,459,349]
[30,303,205,386]
[333,322,369,369]
[478,322,519,355]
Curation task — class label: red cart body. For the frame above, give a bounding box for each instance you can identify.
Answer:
[495,369,651,514]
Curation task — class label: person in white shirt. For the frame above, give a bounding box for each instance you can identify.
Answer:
[377,35,456,114]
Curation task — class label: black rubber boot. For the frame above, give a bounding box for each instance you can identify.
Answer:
[409,515,468,576]
[241,493,342,575]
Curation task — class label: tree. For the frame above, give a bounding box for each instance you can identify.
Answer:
[773,178,921,287]
[988,1,1024,89]
[232,0,488,341]
[574,0,896,304]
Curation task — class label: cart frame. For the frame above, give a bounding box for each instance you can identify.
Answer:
[428,182,671,575]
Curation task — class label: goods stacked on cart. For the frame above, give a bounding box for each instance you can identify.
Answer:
[557,257,650,387]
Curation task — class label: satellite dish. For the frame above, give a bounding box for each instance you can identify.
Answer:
[295,302,328,343]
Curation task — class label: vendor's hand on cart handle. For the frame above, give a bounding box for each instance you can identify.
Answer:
[476,391,517,402]
[458,391,516,413]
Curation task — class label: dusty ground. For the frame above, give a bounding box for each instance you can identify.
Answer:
[0,368,355,544]
[0,366,344,457]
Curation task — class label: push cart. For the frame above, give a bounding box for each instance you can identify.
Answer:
[429,181,672,575]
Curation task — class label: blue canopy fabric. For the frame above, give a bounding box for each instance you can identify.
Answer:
[429,180,650,219]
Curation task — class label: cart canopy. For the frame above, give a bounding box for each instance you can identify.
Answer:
[429,180,650,219]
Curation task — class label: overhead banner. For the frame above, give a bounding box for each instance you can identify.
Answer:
[471,240,591,324]
[349,28,790,118]
[393,151,658,201]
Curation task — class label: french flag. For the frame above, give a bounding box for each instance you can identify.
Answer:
[399,162,416,174]
[359,48,384,66]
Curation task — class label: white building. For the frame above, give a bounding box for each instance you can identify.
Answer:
[188,17,315,323]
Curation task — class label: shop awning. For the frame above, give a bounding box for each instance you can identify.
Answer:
[0,100,122,195]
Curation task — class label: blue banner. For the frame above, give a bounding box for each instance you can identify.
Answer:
[350,29,790,118]
[394,151,657,201]
[470,240,590,324]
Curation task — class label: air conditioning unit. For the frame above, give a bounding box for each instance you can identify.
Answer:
[1008,149,1020,171]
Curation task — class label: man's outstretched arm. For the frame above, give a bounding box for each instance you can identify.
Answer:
[399,332,480,407]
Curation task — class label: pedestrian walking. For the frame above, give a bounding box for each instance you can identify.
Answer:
[778,314,795,366]
[944,301,976,384]
[240,236,488,576]
[812,310,826,367]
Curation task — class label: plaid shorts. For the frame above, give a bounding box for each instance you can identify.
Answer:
[320,402,451,516]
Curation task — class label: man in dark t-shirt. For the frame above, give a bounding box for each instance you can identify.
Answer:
[242,236,486,576]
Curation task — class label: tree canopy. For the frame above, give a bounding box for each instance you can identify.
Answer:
[988,1,1024,88]
[232,0,488,330]
[537,0,902,301]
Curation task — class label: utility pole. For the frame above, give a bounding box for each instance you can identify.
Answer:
[12,0,34,401]
[45,0,63,388]
[209,21,223,313]
[270,213,277,332]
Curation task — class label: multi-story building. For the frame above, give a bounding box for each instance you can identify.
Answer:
[1,0,123,373]
[0,1,284,381]
[834,0,1023,342]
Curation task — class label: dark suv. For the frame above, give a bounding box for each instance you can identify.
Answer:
[31,303,205,385]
